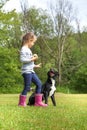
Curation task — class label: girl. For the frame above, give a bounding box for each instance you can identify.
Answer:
[18,32,47,107]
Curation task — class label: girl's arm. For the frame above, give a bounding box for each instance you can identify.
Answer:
[20,51,38,63]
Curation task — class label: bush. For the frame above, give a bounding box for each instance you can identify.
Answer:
[70,63,87,93]
[0,47,23,93]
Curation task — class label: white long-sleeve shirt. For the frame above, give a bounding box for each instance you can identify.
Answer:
[20,46,35,74]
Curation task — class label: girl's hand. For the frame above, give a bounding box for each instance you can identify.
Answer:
[35,63,42,68]
[33,54,38,58]
[31,54,38,61]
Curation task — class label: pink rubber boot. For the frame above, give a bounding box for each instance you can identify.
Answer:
[34,94,48,107]
[18,95,26,107]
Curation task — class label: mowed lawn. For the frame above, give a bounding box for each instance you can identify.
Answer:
[0,93,87,130]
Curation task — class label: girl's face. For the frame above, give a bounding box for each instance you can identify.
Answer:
[28,36,37,48]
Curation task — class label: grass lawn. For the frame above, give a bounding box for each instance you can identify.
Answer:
[0,93,87,130]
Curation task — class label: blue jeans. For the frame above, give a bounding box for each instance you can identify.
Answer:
[21,73,42,95]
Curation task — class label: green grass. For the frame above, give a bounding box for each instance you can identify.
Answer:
[0,93,87,130]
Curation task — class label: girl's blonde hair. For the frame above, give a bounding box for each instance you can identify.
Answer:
[22,32,36,46]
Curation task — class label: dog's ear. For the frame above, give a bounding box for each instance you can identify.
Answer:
[55,71,59,76]
[50,68,55,73]
[47,71,50,76]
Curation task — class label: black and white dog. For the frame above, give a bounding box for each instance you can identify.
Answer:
[27,69,59,106]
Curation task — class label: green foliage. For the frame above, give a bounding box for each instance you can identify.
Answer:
[21,7,53,36]
[59,34,87,85]
[0,47,23,93]
[0,9,22,48]
[71,63,87,93]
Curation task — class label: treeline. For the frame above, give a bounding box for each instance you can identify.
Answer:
[0,0,87,93]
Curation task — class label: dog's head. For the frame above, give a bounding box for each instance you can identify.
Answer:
[47,68,59,79]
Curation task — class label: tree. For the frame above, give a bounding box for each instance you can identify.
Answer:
[0,10,22,48]
[20,5,53,36]
[0,0,22,48]
[43,0,76,85]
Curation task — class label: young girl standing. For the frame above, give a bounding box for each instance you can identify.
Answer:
[18,32,47,107]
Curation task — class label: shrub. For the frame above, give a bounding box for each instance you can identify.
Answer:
[0,47,23,93]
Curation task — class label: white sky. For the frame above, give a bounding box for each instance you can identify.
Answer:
[3,0,87,30]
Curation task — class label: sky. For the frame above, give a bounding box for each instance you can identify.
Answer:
[3,0,87,30]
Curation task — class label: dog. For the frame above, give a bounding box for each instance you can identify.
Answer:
[27,69,59,106]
